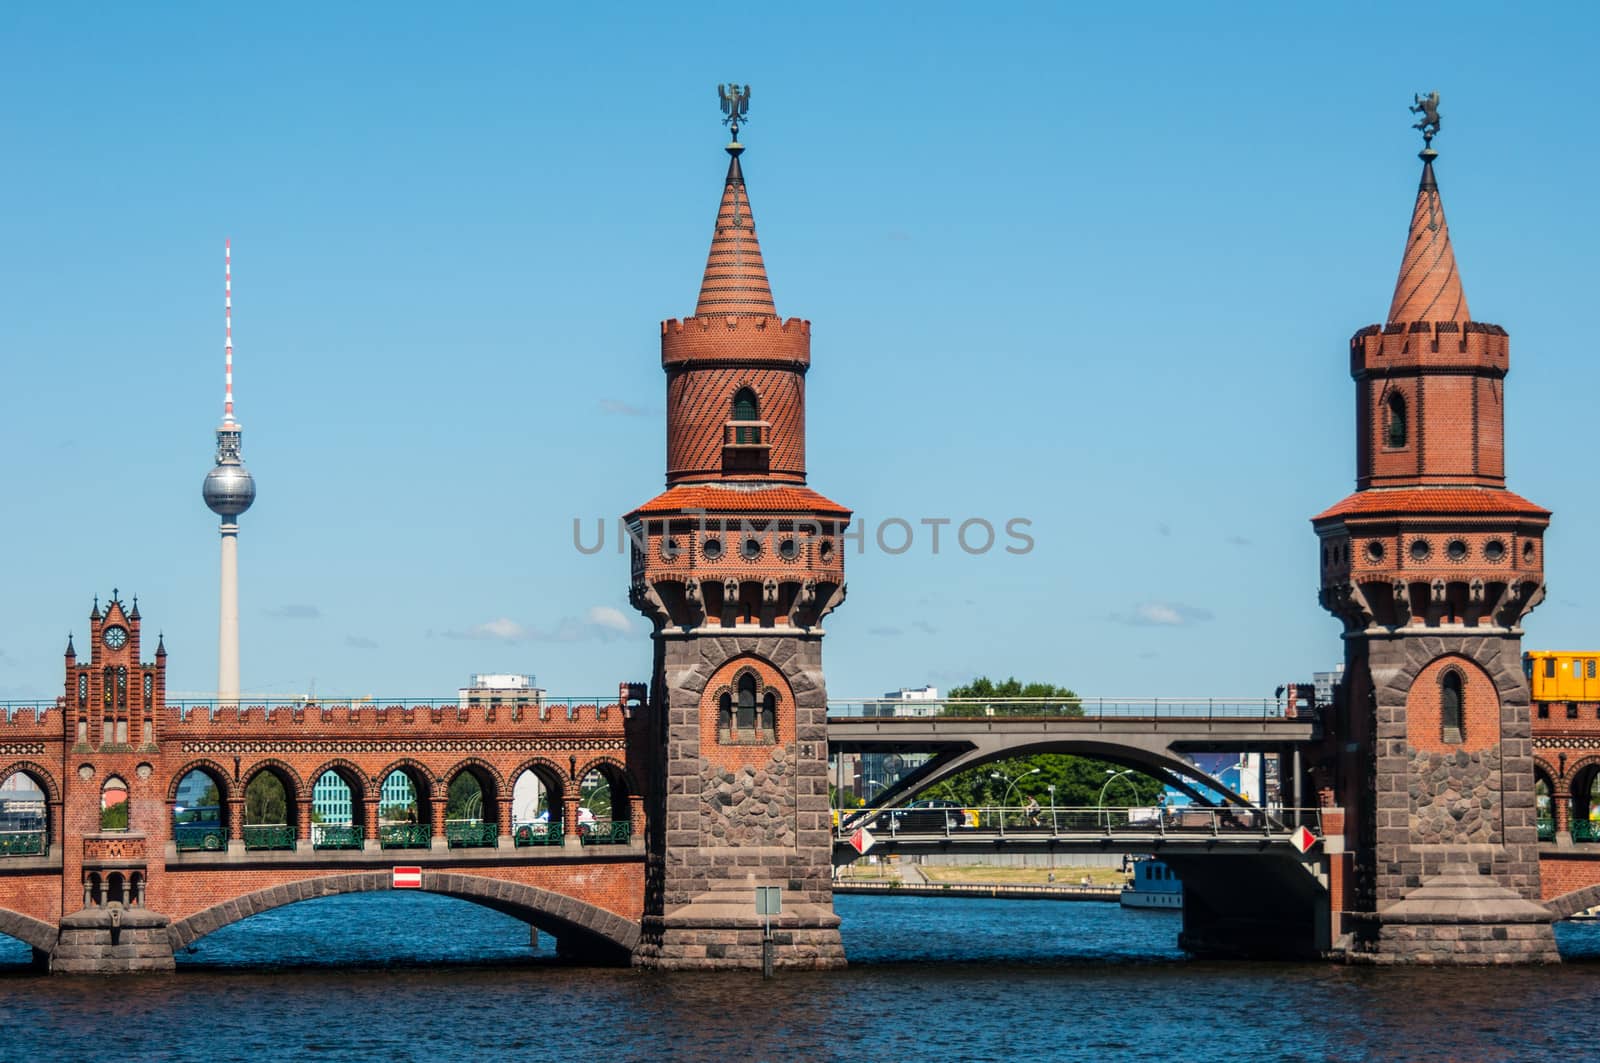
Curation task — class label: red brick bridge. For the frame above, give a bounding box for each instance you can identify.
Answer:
[0,596,649,970]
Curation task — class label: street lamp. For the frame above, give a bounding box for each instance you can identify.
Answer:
[990,767,1041,826]
[1047,784,1058,833]
[1096,768,1140,827]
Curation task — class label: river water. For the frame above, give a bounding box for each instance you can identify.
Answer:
[1,893,1597,1061]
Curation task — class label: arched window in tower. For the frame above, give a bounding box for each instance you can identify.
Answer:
[1385,392,1408,449]
[1441,669,1464,744]
[718,692,734,742]
[736,673,758,731]
[760,691,777,740]
[100,775,129,831]
[732,388,759,444]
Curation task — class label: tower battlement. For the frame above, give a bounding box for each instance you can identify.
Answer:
[1351,320,1509,374]
[661,315,811,368]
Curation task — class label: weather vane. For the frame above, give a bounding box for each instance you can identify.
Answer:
[718,82,751,142]
[1410,91,1441,151]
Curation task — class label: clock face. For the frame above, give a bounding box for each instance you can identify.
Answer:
[103,626,128,651]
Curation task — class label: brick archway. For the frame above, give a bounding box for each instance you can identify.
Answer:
[166,871,640,959]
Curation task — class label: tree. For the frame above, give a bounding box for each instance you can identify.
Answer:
[447,773,485,820]
[924,677,1164,807]
[245,773,287,825]
[199,782,220,808]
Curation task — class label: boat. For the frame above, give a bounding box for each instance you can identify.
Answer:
[1120,858,1182,910]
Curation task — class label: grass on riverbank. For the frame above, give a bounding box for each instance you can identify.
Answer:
[836,861,1130,887]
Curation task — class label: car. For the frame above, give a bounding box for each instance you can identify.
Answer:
[887,799,972,832]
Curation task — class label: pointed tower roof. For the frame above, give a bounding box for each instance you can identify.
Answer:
[694,146,776,317]
[1387,150,1470,325]
[65,634,76,658]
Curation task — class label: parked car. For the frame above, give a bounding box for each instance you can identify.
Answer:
[887,799,973,832]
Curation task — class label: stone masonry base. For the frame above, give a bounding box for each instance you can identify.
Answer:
[634,898,845,970]
[52,907,175,973]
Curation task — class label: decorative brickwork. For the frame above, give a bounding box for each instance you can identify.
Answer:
[1314,143,1556,964]
[630,130,849,970]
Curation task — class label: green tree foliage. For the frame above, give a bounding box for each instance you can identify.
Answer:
[245,772,287,825]
[199,782,220,808]
[580,772,612,819]
[924,677,1164,807]
[447,773,485,820]
[99,802,128,830]
[380,802,418,823]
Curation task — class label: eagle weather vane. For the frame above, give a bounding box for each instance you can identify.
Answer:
[1410,91,1441,149]
[718,82,751,141]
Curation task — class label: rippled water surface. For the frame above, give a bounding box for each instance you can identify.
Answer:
[1,894,1598,1061]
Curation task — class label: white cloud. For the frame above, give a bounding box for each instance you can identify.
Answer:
[1109,601,1214,627]
[585,606,632,635]
[473,617,531,641]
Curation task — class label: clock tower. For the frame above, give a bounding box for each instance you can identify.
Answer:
[627,93,850,969]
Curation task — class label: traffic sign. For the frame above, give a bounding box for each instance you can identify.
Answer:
[755,886,782,916]
[393,866,423,889]
[1289,826,1318,853]
[849,827,875,855]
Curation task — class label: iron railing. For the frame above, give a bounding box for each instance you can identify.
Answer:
[1538,817,1557,842]
[0,830,46,856]
[446,821,498,848]
[837,805,1325,840]
[513,823,564,847]
[1573,821,1600,843]
[173,823,226,851]
[244,824,296,851]
[581,820,632,846]
[378,823,431,849]
[313,824,364,850]
[826,697,1312,720]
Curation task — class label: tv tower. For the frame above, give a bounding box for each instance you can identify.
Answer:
[201,240,256,703]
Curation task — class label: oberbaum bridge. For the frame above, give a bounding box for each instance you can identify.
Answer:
[3,91,1598,973]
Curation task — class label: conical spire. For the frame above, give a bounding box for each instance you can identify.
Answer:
[694,147,776,317]
[1387,151,1470,325]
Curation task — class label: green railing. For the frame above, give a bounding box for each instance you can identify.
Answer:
[244,824,296,851]
[0,830,46,856]
[313,824,364,850]
[1538,817,1556,842]
[173,823,226,852]
[379,823,431,849]
[513,823,564,847]
[1574,821,1600,843]
[581,820,632,846]
[446,821,498,848]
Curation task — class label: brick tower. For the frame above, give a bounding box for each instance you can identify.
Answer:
[54,592,176,972]
[1313,112,1558,963]
[627,95,850,969]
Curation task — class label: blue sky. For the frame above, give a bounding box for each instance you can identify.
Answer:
[1,4,1596,702]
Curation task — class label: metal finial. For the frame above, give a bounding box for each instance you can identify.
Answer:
[1410,91,1441,154]
[717,83,751,147]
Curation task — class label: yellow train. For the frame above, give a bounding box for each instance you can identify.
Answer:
[1525,651,1600,702]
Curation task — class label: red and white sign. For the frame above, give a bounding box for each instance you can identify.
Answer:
[849,828,875,855]
[1289,826,1318,854]
[392,866,423,889]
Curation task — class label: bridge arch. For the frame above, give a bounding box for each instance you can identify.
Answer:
[165,871,639,961]
[308,759,373,803]
[166,759,232,803]
[1543,885,1600,921]
[0,907,59,953]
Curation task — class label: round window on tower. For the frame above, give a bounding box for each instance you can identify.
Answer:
[742,538,762,560]
[1522,541,1536,563]
[818,540,835,563]
[702,537,724,561]
[1447,539,1468,562]
[1366,541,1385,564]
[778,538,799,561]
[1484,539,1506,562]
[1410,539,1431,562]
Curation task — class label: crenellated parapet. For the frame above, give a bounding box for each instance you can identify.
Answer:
[1351,320,1509,375]
[661,315,811,368]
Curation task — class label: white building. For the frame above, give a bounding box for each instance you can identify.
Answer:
[458,673,546,710]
